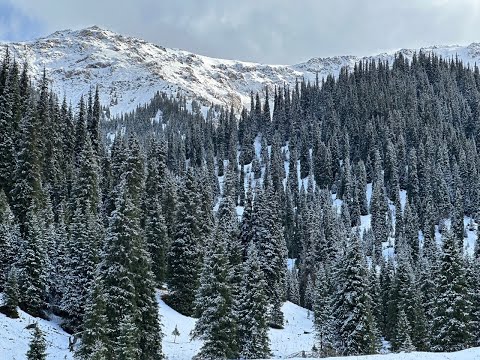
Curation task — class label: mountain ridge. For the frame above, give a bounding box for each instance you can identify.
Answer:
[1,25,480,115]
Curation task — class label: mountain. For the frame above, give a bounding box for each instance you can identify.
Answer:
[1,26,480,115]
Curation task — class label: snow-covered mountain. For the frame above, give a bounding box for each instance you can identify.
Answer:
[1,26,480,115]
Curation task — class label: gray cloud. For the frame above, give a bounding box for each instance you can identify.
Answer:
[3,0,480,64]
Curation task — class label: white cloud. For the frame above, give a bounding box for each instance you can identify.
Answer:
[5,0,480,63]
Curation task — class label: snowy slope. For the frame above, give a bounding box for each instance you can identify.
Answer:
[159,293,315,359]
[2,26,480,115]
[2,295,480,360]
[288,348,480,360]
[0,310,72,360]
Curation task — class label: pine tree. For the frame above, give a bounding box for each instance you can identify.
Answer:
[432,230,472,351]
[191,232,237,359]
[313,265,336,357]
[172,325,180,344]
[395,309,415,353]
[78,167,162,359]
[143,141,168,284]
[26,324,47,360]
[168,170,202,316]
[11,97,43,235]
[370,176,389,260]
[334,232,380,355]
[236,242,270,359]
[75,280,109,360]
[0,190,19,290]
[251,184,287,327]
[18,206,49,317]
[2,266,19,318]
[286,267,300,305]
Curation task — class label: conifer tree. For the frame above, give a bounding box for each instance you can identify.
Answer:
[168,170,202,315]
[18,206,49,317]
[313,265,336,357]
[236,243,270,359]
[251,184,287,327]
[27,324,47,360]
[3,266,19,318]
[0,190,19,290]
[432,230,472,351]
[370,176,389,260]
[191,231,237,359]
[334,232,380,355]
[78,165,162,359]
[74,280,109,360]
[395,309,415,353]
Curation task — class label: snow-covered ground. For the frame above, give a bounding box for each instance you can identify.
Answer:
[0,310,72,360]
[287,348,480,360]
[2,295,480,359]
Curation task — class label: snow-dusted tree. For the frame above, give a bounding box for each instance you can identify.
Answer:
[334,232,380,355]
[144,139,169,284]
[168,169,202,316]
[0,190,19,290]
[286,267,300,305]
[370,176,389,260]
[74,280,109,360]
[27,324,47,360]
[11,97,43,235]
[191,231,237,359]
[78,147,162,360]
[216,195,242,300]
[395,309,415,353]
[236,242,270,359]
[172,326,180,344]
[3,266,19,318]
[313,265,336,357]
[18,206,49,317]
[432,230,472,351]
[251,183,287,327]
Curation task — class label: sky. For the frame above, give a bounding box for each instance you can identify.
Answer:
[1,0,480,64]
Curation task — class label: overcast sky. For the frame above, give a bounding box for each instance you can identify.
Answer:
[1,0,480,64]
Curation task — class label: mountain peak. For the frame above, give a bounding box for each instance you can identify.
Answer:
[44,25,117,41]
[2,28,480,116]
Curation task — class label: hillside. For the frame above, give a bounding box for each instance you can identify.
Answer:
[2,26,480,114]
[2,296,479,360]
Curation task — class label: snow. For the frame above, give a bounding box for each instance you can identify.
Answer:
[399,190,407,212]
[159,292,316,360]
[285,347,480,360]
[2,290,480,360]
[3,27,480,116]
[287,258,296,270]
[0,309,72,360]
[366,183,373,208]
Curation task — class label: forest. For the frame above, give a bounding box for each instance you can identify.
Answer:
[1,48,480,359]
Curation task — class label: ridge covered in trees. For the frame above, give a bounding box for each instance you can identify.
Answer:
[1,48,480,358]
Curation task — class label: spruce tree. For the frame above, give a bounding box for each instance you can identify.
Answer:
[0,190,19,290]
[191,232,237,359]
[2,266,19,318]
[18,206,49,317]
[432,230,472,351]
[167,170,202,316]
[26,324,47,360]
[313,265,336,357]
[236,243,270,359]
[395,309,415,353]
[334,232,380,355]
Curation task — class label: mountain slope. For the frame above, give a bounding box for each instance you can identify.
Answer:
[1,26,480,115]
[2,295,480,360]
